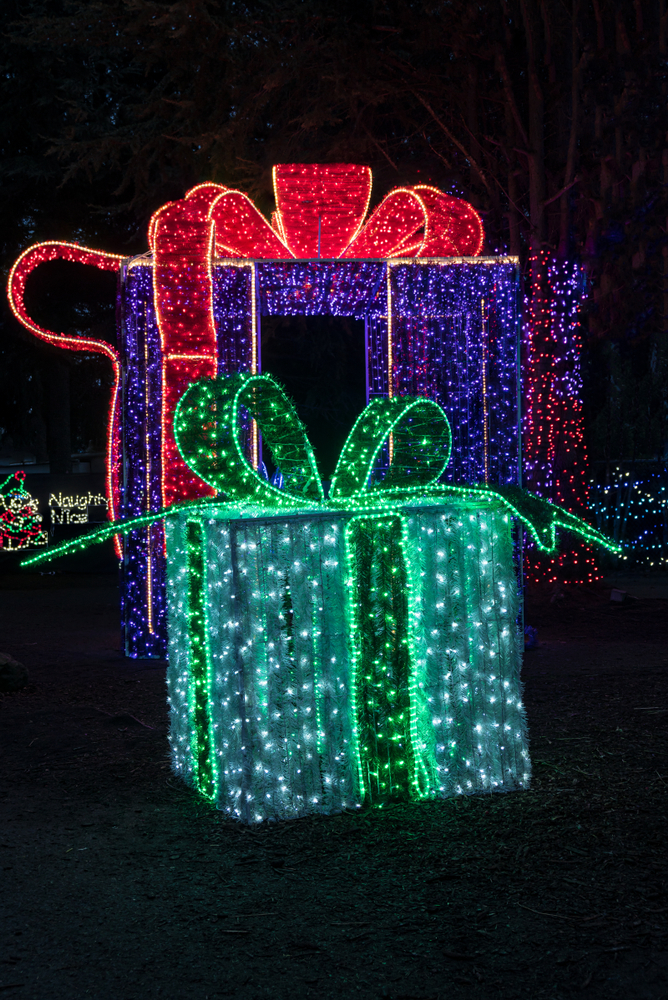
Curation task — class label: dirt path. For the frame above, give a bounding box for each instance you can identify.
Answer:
[1,574,667,1000]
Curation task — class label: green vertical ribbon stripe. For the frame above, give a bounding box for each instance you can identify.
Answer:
[346,516,415,802]
[186,520,216,800]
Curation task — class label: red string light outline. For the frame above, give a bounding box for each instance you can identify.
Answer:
[7,242,124,557]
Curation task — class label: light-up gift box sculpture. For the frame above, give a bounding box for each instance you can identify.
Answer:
[22,371,618,821]
[8,164,521,658]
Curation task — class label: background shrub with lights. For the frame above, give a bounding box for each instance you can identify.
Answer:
[589,463,668,571]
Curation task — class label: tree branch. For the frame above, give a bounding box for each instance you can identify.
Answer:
[412,91,491,194]
[544,175,580,208]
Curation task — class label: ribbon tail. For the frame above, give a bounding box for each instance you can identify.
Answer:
[8,242,125,556]
[19,500,214,569]
[446,485,621,555]
[546,505,621,554]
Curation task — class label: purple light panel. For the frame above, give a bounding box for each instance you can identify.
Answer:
[387,261,521,486]
[118,261,167,657]
[117,257,520,658]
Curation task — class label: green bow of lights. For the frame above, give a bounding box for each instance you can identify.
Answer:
[174,372,453,502]
[173,373,325,507]
[21,371,620,568]
[174,372,617,553]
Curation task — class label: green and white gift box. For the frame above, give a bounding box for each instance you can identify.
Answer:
[165,498,528,823]
[22,371,618,823]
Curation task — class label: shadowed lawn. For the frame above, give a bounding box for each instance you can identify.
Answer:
[1,573,667,1000]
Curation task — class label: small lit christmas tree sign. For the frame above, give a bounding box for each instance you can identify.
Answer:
[0,471,48,551]
[22,373,618,822]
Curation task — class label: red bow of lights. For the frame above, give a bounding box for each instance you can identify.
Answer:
[151,164,483,262]
[147,165,483,507]
[7,164,484,541]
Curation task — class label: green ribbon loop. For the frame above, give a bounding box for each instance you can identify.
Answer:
[175,373,453,505]
[329,396,452,498]
[174,373,325,507]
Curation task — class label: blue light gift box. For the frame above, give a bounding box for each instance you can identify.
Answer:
[118,255,521,659]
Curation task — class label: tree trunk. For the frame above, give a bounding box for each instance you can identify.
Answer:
[520,0,546,261]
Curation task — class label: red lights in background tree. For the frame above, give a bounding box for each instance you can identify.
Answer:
[523,252,598,587]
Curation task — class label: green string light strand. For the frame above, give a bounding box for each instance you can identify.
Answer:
[21,373,620,571]
[422,484,622,555]
[19,499,219,568]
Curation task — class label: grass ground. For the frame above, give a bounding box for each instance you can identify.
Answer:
[1,573,667,1000]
